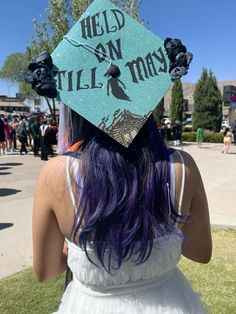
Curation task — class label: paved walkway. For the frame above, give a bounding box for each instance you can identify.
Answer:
[0,143,236,279]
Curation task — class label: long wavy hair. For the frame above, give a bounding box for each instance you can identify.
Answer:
[58,105,183,272]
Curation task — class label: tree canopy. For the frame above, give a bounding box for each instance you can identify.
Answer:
[0,52,35,100]
[192,68,222,131]
[170,79,184,123]
[153,98,164,123]
[0,53,27,82]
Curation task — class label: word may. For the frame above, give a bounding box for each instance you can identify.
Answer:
[125,47,168,83]
[80,10,125,40]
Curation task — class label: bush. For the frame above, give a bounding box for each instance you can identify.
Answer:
[182,126,193,132]
[182,132,224,143]
[182,132,196,142]
[203,132,224,143]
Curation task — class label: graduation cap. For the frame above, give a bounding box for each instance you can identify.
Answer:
[49,0,191,147]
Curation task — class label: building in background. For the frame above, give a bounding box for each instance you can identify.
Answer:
[0,94,30,115]
[222,85,236,127]
[182,96,194,119]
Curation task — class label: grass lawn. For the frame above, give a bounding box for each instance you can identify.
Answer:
[0,228,235,314]
[179,228,236,314]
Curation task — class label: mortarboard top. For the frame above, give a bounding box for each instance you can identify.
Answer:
[51,0,172,147]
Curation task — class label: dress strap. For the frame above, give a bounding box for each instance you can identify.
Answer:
[66,156,76,209]
[174,150,186,218]
[65,155,83,231]
[169,153,175,206]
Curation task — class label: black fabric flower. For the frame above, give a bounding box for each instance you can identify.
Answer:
[25,51,57,98]
[164,38,193,80]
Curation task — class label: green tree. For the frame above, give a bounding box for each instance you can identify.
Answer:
[0,52,35,100]
[170,79,184,123]
[0,53,27,82]
[153,97,164,123]
[192,68,222,131]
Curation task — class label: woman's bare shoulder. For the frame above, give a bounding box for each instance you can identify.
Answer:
[36,156,71,195]
[38,156,67,179]
[172,149,200,177]
[37,155,82,194]
[172,149,204,207]
[35,156,72,209]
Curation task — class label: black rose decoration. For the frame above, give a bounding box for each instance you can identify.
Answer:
[164,38,193,80]
[25,51,57,98]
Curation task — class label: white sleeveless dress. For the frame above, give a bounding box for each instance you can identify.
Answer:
[53,154,208,314]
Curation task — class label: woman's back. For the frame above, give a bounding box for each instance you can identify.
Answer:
[64,152,182,287]
[33,116,211,314]
[34,148,210,313]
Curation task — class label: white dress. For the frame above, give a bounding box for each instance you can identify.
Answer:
[53,154,208,313]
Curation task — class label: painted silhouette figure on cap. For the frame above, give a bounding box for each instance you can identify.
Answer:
[104,71,131,102]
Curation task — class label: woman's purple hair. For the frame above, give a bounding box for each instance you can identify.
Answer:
[62,108,183,272]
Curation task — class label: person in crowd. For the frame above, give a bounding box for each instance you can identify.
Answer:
[172,121,182,146]
[17,122,28,155]
[47,120,58,157]
[165,123,172,141]
[222,127,233,154]
[0,117,6,156]
[24,117,31,147]
[196,125,204,148]
[28,116,35,147]
[39,119,50,161]
[4,118,12,151]
[18,115,25,126]
[7,114,13,123]
[159,122,166,140]
[30,116,41,157]
[11,118,19,150]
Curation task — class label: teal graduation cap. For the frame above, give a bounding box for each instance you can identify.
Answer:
[52,0,172,147]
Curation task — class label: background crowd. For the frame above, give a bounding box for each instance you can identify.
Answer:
[157,120,183,146]
[0,113,58,160]
[1,113,236,158]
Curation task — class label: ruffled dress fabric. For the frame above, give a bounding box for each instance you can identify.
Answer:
[53,234,208,313]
